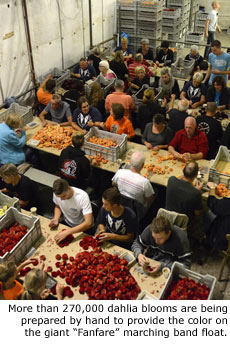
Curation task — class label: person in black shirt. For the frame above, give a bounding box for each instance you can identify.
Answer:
[58,133,91,190]
[196,102,222,159]
[167,94,189,135]
[156,41,174,67]
[206,76,230,110]
[130,66,150,91]
[62,79,85,113]
[185,45,203,70]
[109,51,128,81]
[0,163,39,210]
[181,72,206,109]
[137,38,154,61]
[87,47,101,75]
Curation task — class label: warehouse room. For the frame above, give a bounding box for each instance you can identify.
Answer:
[0,0,230,301]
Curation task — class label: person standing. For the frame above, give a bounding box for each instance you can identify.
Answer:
[204,1,221,60]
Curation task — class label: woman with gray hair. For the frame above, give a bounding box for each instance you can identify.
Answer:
[96,60,117,86]
[185,45,203,69]
[180,72,206,109]
[159,68,180,99]
[137,38,154,60]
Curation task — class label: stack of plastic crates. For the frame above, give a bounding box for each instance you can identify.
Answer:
[195,11,208,35]
[116,0,138,52]
[189,0,199,31]
[162,7,182,45]
[136,0,163,55]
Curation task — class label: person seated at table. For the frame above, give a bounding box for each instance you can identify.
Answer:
[137,38,154,61]
[87,47,102,75]
[185,45,203,70]
[206,75,230,110]
[155,41,174,67]
[168,116,209,160]
[113,36,133,58]
[0,113,26,166]
[129,66,150,91]
[104,103,135,139]
[96,187,137,249]
[39,94,72,127]
[49,179,93,243]
[71,57,96,83]
[58,133,91,190]
[0,163,39,210]
[137,88,167,134]
[180,72,206,109]
[196,102,222,159]
[142,114,173,152]
[37,74,56,107]
[132,216,191,272]
[62,79,85,114]
[72,96,103,133]
[95,60,117,86]
[198,60,210,86]
[105,79,135,120]
[128,53,154,81]
[109,51,129,81]
[88,82,106,121]
[159,68,180,99]
[112,151,155,210]
[167,94,189,135]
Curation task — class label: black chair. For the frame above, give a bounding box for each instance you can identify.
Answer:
[120,194,146,224]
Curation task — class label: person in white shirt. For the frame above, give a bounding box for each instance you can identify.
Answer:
[204,1,221,59]
[112,151,155,209]
[49,179,93,243]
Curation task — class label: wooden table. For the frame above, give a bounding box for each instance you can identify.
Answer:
[22,210,167,300]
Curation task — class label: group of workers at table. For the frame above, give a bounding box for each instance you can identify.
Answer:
[1,37,230,300]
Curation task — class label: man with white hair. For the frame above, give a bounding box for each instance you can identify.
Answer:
[112,151,155,208]
[167,94,189,135]
[185,45,203,69]
[180,72,206,109]
[204,1,221,60]
[168,116,209,160]
[39,94,72,127]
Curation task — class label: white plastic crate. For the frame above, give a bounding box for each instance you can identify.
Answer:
[83,127,127,162]
[208,146,230,186]
[195,19,206,27]
[0,192,20,215]
[117,0,138,11]
[185,32,204,43]
[137,10,162,22]
[159,262,216,300]
[171,57,195,79]
[194,26,205,34]
[0,103,33,126]
[163,8,181,19]
[38,67,71,89]
[137,26,162,38]
[196,12,208,21]
[0,207,41,264]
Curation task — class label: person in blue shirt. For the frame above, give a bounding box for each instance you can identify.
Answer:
[71,58,96,83]
[0,113,25,166]
[207,40,230,85]
[206,76,230,110]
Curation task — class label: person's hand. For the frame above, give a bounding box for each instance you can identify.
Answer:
[49,219,59,228]
[218,27,222,34]
[188,100,193,106]
[56,283,64,300]
[38,260,45,271]
[47,74,52,80]
[183,152,191,160]
[138,254,149,267]
[55,229,71,244]
[145,142,152,149]
[173,151,181,159]
[195,179,203,190]
[98,232,114,242]
[40,288,51,300]
[205,32,209,38]
[151,262,161,273]
[98,122,105,129]
[191,103,198,109]
[152,145,160,151]
[171,94,176,100]
[42,121,48,127]
[75,73,81,78]
[207,182,216,189]
[88,121,94,127]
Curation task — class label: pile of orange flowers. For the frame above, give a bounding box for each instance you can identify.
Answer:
[87,136,117,147]
[33,126,75,149]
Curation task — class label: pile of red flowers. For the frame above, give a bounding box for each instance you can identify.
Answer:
[79,235,100,250]
[51,241,140,300]
[0,222,27,256]
[58,229,74,247]
[164,277,210,300]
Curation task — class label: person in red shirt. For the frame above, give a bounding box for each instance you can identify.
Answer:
[128,53,155,81]
[104,103,135,139]
[168,116,209,160]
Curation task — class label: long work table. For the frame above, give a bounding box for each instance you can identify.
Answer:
[22,210,167,300]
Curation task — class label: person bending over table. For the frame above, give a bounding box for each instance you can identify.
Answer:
[95,60,116,86]
[168,116,209,160]
[39,94,72,127]
[104,103,135,139]
[109,51,128,82]
[142,113,173,151]
[113,36,133,59]
[206,75,230,110]
[72,96,103,134]
[132,216,191,273]
[155,41,174,67]
[180,72,206,109]
[129,66,150,91]
[49,179,93,243]
[71,57,97,83]
[96,187,137,249]
[167,95,189,135]
[37,74,56,107]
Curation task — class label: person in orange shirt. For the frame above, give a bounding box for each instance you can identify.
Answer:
[105,79,135,120]
[104,103,135,139]
[0,258,37,300]
[37,74,56,106]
